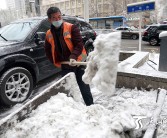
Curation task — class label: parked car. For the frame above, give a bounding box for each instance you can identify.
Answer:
[115,26,139,40]
[142,24,167,46]
[0,15,96,106]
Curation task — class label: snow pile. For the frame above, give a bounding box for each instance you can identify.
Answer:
[0,87,158,138]
[92,87,157,117]
[57,73,83,103]
[159,31,167,38]
[83,32,121,96]
[1,93,136,138]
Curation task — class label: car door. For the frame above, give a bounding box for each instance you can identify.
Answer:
[122,28,131,38]
[116,27,124,38]
[29,19,60,81]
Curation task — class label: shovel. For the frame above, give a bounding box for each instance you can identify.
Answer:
[61,61,87,66]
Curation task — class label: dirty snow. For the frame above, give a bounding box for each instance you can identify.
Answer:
[83,32,121,96]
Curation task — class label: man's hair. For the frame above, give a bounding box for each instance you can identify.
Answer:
[47,7,61,18]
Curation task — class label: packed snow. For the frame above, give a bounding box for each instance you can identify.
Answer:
[83,32,121,96]
[0,87,158,138]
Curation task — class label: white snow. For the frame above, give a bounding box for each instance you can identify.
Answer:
[83,32,121,96]
[0,87,158,138]
[1,33,167,138]
[138,53,159,71]
[159,31,167,38]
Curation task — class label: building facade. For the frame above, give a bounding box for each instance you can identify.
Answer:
[6,0,26,18]
[6,0,26,10]
[41,0,145,18]
[156,0,167,23]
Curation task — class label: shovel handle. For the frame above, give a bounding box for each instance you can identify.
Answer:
[61,61,87,66]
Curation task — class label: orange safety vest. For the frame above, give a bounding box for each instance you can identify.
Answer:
[46,22,87,67]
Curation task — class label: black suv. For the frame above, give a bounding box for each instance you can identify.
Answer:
[142,24,167,46]
[0,16,96,106]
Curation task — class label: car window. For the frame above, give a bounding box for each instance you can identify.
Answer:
[158,26,167,30]
[116,28,123,30]
[147,26,158,32]
[124,28,128,30]
[63,19,76,24]
[80,21,92,31]
[37,20,51,33]
[0,21,39,41]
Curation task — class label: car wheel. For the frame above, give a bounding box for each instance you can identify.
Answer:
[0,67,33,106]
[149,37,158,46]
[131,34,138,40]
[86,45,94,55]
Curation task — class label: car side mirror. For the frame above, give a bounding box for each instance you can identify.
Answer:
[35,32,46,45]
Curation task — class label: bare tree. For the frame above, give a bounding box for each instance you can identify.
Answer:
[89,0,100,17]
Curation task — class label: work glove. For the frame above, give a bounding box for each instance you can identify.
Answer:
[69,59,77,66]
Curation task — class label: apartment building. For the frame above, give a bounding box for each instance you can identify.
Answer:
[41,0,145,18]
[6,0,26,10]
[41,0,83,17]
[6,0,15,9]
[156,0,167,23]
[6,0,26,18]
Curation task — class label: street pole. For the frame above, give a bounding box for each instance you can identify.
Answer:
[84,0,89,23]
[139,14,142,51]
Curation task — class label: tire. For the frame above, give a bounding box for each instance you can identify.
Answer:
[149,37,159,46]
[86,45,94,55]
[0,67,33,106]
[131,34,138,40]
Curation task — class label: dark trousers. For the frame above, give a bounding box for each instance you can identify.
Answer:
[61,65,94,106]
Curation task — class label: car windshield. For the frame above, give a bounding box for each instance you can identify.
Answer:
[0,21,39,41]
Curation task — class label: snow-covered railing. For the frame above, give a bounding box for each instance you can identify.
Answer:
[143,89,167,138]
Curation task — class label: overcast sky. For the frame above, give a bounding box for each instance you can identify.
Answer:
[0,0,7,10]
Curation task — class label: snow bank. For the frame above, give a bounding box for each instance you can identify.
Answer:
[1,93,136,138]
[83,32,121,96]
[0,87,158,138]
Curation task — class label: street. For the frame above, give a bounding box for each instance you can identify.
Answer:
[121,39,160,53]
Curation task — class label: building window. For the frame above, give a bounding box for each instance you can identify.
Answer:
[77,8,81,13]
[78,0,81,5]
[60,2,64,8]
[71,9,75,15]
[71,0,75,7]
[104,4,109,9]
[98,5,101,11]
[98,0,102,3]
[66,2,69,7]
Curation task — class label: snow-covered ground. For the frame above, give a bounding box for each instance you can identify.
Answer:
[0,87,158,138]
[0,32,166,138]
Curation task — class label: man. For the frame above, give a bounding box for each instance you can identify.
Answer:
[44,7,93,106]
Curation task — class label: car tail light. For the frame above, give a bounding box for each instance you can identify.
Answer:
[94,31,97,37]
[143,31,148,36]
